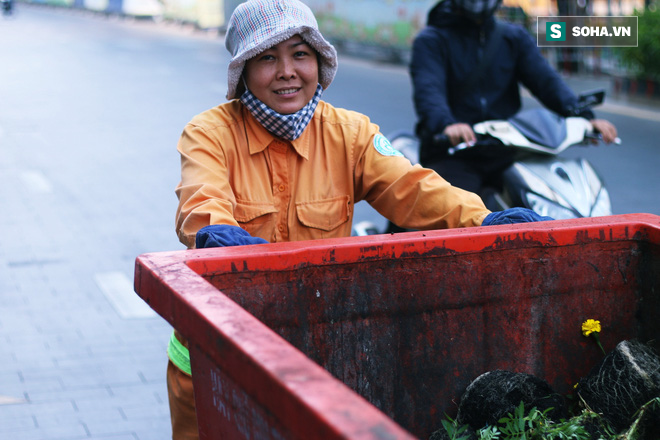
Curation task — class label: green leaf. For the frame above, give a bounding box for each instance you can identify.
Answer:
[615,6,660,79]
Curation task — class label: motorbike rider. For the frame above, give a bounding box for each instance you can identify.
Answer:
[410,0,618,196]
[1,0,13,15]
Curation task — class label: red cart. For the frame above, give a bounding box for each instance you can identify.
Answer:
[134,214,660,439]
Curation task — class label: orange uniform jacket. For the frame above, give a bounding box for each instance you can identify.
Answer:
[175,99,490,248]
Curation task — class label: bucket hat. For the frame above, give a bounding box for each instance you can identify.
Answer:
[224,0,338,100]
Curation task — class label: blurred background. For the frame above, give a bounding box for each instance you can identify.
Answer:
[1,0,659,439]
[16,0,660,83]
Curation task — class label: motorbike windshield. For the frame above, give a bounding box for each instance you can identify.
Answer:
[508,108,567,150]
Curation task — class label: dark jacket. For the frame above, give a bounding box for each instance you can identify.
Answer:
[411,1,594,163]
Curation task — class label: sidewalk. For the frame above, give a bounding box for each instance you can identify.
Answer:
[0,6,179,440]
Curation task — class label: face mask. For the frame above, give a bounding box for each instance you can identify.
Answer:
[240,84,323,141]
[454,0,501,22]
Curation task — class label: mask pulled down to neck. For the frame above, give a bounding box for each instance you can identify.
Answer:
[240,84,323,141]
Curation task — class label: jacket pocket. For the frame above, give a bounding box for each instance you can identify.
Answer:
[234,201,278,239]
[234,200,278,223]
[296,195,350,231]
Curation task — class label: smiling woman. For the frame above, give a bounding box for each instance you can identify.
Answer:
[167,0,550,438]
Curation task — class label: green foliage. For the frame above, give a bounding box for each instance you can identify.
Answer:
[436,398,660,440]
[440,415,473,440]
[477,426,501,440]
[496,403,593,439]
[620,396,660,439]
[616,4,660,79]
[496,402,528,438]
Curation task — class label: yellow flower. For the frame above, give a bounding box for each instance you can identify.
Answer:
[582,319,601,337]
[581,319,606,355]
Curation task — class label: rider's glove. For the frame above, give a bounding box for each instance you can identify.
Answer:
[195,225,269,248]
[482,208,554,226]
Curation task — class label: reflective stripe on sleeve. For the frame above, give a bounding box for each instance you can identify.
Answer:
[167,331,192,376]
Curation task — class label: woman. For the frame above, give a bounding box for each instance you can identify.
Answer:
[170,0,550,438]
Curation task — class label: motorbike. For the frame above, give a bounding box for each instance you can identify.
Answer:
[353,89,620,236]
[1,0,13,15]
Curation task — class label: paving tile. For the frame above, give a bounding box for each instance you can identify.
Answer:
[0,414,36,432]
[0,400,76,419]
[3,424,90,440]
[25,387,113,405]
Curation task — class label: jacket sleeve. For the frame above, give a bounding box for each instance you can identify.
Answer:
[410,28,457,137]
[353,126,490,229]
[515,27,595,119]
[175,123,240,248]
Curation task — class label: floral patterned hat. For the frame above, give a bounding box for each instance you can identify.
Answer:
[224,0,338,100]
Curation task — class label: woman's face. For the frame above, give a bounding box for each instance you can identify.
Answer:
[244,35,319,115]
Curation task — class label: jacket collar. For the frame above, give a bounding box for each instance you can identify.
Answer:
[242,103,312,160]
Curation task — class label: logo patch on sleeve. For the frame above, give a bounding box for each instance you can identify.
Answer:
[373,134,403,157]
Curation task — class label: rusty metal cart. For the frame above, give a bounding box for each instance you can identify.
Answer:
[134,214,660,439]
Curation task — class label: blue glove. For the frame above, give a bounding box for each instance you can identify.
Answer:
[195,225,269,248]
[482,208,554,226]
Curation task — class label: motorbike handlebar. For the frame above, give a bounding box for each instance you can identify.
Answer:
[433,133,477,156]
[585,132,622,145]
[433,112,622,156]
[439,130,621,156]
[447,141,472,156]
[434,133,500,156]
[432,133,452,149]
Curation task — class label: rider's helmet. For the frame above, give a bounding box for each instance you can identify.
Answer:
[452,0,502,23]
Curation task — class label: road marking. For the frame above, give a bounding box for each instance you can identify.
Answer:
[94,271,156,319]
[21,170,53,193]
[599,101,660,122]
[0,395,27,405]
